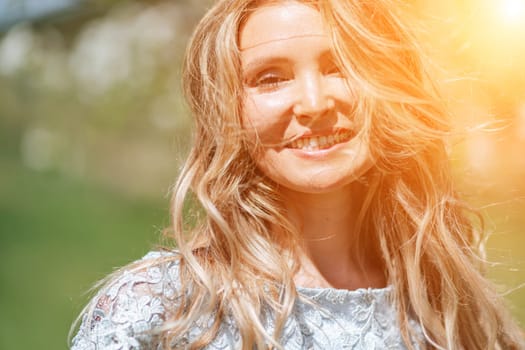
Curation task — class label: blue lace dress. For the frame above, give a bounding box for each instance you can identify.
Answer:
[71,252,425,349]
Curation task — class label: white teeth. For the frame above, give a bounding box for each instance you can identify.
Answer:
[289,132,352,151]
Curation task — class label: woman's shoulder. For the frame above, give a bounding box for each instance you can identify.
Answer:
[96,250,183,306]
[70,250,182,350]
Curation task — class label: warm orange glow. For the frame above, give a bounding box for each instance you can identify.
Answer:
[500,0,525,23]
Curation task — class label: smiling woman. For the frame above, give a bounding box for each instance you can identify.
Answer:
[70,1,525,349]
[240,3,374,195]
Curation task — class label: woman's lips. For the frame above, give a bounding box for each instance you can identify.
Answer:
[287,130,354,151]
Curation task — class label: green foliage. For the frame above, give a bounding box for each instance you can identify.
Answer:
[0,155,168,350]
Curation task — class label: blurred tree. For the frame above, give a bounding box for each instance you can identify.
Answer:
[0,0,213,196]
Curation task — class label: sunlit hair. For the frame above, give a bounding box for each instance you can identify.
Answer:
[75,0,524,349]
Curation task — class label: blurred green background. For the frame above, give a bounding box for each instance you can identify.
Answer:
[0,0,524,349]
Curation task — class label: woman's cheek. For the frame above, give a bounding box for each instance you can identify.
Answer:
[243,91,293,145]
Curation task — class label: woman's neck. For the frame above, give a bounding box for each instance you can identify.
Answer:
[282,183,386,290]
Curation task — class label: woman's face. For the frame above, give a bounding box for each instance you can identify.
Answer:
[240,1,373,194]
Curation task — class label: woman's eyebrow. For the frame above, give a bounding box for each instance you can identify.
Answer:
[319,50,337,63]
[242,49,334,73]
[241,57,290,73]
[240,34,327,51]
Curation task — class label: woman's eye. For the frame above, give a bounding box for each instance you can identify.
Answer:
[257,75,286,86]
[325,61,345,77]
[245,71,289,91]
[326,66,343,77]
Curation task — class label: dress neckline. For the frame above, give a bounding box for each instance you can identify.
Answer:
[296,284,392,293]
[296,285,393,305]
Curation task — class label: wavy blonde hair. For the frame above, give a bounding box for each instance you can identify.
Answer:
[79,0,524,349]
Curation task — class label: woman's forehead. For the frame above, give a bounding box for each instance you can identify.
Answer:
[239,2,327,51]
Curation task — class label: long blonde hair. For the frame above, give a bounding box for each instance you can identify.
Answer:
[87,0,525,349]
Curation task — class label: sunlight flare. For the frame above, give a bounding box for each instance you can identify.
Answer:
[500,0,525,23]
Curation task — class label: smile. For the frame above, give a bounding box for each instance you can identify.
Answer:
[288,131,353,151]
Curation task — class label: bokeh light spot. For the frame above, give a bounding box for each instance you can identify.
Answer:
[500,0,525,23]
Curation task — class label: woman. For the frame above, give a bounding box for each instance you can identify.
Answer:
[71,0,524,349]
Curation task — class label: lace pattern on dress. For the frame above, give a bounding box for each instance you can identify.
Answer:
[71,251,424,349]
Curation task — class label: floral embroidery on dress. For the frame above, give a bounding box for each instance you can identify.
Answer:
[71,251,424,349]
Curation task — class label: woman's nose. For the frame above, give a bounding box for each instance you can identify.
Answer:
[293,73,334,120]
